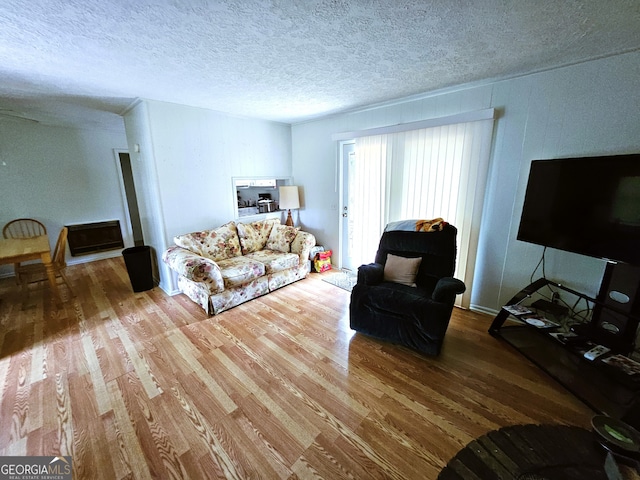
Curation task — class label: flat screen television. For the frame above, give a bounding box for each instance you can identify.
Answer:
[517,153,640,266]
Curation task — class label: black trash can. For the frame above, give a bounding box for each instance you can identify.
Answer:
[122,246,154,292]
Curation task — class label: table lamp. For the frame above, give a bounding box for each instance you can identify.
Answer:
[279,186,300,227]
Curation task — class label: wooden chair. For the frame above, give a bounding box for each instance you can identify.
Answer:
[3,218,47,283]
[2,218,47,239]
[16,227,73,296]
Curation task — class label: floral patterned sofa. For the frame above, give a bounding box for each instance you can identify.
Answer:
[162,219,316,315]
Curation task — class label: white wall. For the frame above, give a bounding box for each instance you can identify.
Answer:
[123,100,292,293]
[292,51,640,314]
[5,53,637,313]
[0,117,129,277]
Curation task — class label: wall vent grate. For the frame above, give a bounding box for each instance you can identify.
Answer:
[66,220,124,256]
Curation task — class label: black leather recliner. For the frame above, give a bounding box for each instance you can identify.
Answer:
[349,224,466,356]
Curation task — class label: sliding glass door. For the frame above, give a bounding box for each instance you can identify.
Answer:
[340,115,494,308]
[341,137,390,271]
[340,142,357,272]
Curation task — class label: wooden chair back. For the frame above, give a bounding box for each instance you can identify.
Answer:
[16,226,73,296]
[3,218,47,239]
[52,227,69,268]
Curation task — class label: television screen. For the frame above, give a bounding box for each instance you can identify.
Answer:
[517,154,640,265]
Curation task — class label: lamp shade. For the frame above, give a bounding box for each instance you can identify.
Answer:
[279,186,300,210]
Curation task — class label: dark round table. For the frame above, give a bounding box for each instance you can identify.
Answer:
[438,424,616,480]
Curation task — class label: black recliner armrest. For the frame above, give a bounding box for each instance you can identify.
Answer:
[432,277,466,304]
[357,263,384,285]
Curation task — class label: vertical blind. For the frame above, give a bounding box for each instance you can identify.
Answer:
[352,116,494,308]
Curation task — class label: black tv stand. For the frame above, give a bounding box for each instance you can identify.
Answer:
[489,277,640,421]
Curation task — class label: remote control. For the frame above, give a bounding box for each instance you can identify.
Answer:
[584,345,610,361]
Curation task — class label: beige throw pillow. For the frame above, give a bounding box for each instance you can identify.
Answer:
[383,254,422,287]
[265,224,299,253]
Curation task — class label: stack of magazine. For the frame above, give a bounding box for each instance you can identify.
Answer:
[602,354,640,386]
[503,304,560,329]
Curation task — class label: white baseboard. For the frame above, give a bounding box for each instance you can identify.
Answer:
[66,249,123,265]
[158,281,180,296]
[469,304,500,317]
[0,249,123,280]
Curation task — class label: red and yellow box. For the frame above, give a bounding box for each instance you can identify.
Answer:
[313,250,332,273]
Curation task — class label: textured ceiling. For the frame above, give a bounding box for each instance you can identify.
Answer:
[0,0,639,129]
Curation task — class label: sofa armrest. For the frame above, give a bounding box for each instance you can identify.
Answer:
[291,231,316,267]
[431,277,466,304]
[357,263,384,285]
[162,246,224,293]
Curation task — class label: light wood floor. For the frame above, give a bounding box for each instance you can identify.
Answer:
[0,258,594,479]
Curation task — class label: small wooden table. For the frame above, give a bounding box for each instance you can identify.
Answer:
[0,235,61,304]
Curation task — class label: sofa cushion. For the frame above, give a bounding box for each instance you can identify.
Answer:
[362,282,436,318]
[173,230,209,257]
[237,218,280,254]
[244,250,299,274]
[216,256,266,288]
[210,277,270,315]
[174,221,242,262]
[266,224,299,253]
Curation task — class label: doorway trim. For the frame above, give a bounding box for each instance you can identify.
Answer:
[338,140,355,271]
[113,148,140,248]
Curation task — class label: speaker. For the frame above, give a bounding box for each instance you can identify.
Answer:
[592,263,640,353]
